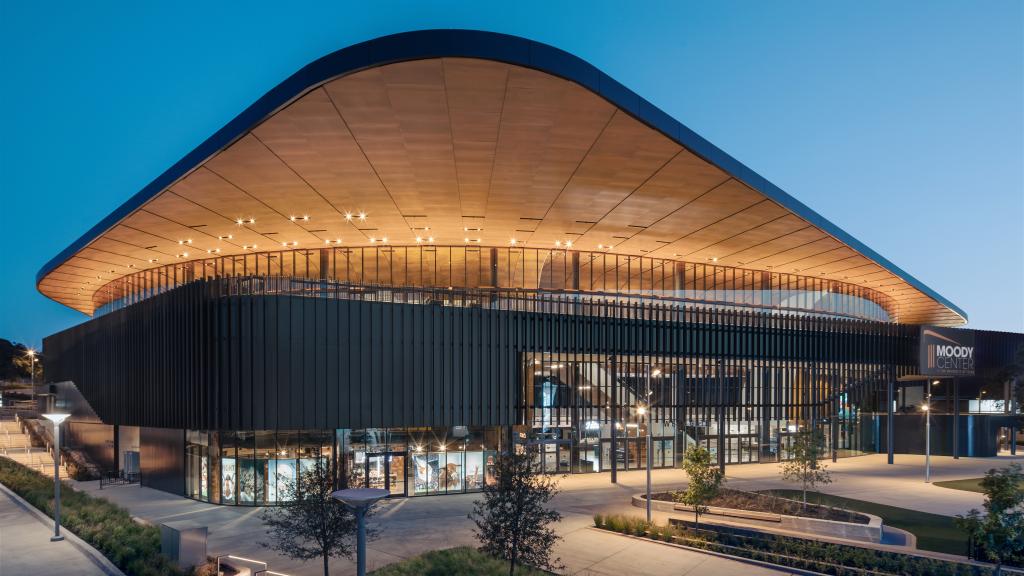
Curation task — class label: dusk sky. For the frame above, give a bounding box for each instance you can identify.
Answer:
[1,1,1021,349]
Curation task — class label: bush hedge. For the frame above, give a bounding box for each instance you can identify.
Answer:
[594,513,991,576]
[368,546,551,575]
[0,457,184,576]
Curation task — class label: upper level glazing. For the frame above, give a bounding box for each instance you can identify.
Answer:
[93,246,896,322]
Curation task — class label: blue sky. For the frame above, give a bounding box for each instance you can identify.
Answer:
[1,1,1021,348]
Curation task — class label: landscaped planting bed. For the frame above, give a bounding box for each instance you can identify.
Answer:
[650,488,869,524]
[368,546,552,575]
[593,513,992,576]
[0,457,184,576]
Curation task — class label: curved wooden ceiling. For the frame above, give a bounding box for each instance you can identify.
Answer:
[36,32,965,326]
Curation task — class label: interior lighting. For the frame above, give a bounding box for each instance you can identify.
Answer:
[243,244,257,250]
[708,257,719,262]
[358,212,367,221]
[554,240,562,247]
[345,213,353,221]
[565,240,573,248]
[217,234,233,240]
[281,241,298,247]
[509,238,517,245]
[207,248,221,254]
[325,239,342,245]
[427,236,434,243]
[148,259,159,263]
[416,237,423,243]
[381,237,388,243]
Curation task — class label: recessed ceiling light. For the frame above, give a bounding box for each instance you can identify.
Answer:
[381,236,388,243]
[416,236,423,243]
[510,238,517,245]
[427,236,434,242]
[281,241,298,247]
[325,238,342,245]
[148,259,159,263]
[708,257,718,262]
[369,237,377,243]
[207,248,221,254]
[218,234,233,240]
[358,212,367,221]
[243,244,257,250]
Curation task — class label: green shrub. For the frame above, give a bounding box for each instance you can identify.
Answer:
[0,458,183,576]
[369,546,550,575]
[592,513,603,528]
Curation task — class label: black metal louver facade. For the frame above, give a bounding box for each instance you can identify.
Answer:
[44,278,921,433]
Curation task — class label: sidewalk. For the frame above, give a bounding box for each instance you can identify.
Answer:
[0,483,121,576]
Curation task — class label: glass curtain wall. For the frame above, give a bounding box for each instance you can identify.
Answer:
[186,427,505,505]
[521,351,893,470]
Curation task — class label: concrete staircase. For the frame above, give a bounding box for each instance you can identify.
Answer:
[0,417,70,479]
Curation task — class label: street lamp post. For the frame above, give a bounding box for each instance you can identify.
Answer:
[27,348,36,387]
[924,379,935,483]
[331,487,388,576]
[640,367,658,523]
[42,413,69,541]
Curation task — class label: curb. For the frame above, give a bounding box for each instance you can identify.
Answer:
[588,526,823,576]
[0,480,126,576]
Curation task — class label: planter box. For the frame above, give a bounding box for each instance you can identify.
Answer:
[632,494,883,544]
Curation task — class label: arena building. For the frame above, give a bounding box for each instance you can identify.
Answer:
[38,30,1022,504]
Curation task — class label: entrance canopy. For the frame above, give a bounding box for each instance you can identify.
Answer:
[36,30,966,326]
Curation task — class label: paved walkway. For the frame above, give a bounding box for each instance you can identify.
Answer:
[76,475,792,575]
[0,483,119,576]
[68,452,1024,575]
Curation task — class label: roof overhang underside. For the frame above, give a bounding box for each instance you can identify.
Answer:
[36,30,966,326]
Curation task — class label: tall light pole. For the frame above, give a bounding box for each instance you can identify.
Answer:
[42,413,69,541]
[640,366,658,523]
[27,348,36,386]
[331,487,387,576]
[923,379,935,483]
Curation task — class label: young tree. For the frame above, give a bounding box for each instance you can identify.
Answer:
[674,445,724,530]
[260,457,360,576]
[780,428,832,507]
[956,464,1024,576]
[469,447,563,576]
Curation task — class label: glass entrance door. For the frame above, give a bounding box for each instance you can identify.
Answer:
[365,453,407,496]
[387,453,406,496]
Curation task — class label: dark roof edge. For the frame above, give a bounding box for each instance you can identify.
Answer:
[36,28,967,323]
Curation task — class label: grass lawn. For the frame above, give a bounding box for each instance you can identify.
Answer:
[762,489,967,555]
[933,478,986,493]
[369,547,552,576]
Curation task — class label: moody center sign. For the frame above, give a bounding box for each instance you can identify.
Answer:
[920,326,976,377]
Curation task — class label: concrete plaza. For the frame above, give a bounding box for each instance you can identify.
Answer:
[64,452,1023,575]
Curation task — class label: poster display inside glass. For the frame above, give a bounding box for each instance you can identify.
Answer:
[464,452,483,490]
[239,459,256,504]
[221,458,236,504]
[200,456,208,499]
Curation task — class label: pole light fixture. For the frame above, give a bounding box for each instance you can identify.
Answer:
[331,488,388,576]
[42,412,69,541]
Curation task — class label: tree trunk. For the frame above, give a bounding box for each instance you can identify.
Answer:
[323,554,329,576]
[694,510,699,532]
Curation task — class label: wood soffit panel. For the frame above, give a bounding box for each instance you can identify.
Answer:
[36,56,964,326]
